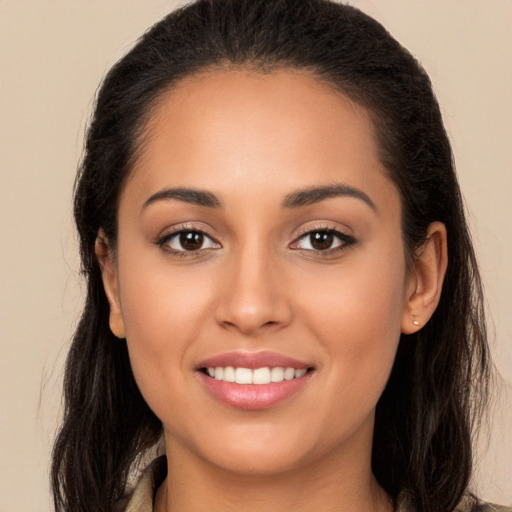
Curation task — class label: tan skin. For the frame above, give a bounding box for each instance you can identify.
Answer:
[96,69,448,512]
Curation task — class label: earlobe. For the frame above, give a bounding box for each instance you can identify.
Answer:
[401,221,448,334]
[95,230,125,339]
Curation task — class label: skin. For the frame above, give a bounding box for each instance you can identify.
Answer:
[97,69,447,512]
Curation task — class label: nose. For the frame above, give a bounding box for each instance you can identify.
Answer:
[214,244,293,336]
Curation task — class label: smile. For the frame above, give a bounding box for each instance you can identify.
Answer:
[196,351,315,410]
[204,366,308,384]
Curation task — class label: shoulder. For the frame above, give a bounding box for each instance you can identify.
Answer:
[116,456,167,512]
[470,504,512,512]
[397,493,512,512]
[455,494,512,512]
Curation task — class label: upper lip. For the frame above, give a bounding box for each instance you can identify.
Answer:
[197,350,311,370]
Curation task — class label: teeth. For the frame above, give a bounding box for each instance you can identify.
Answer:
[284,367,295,380]
[253,367,271,384]
[206,366,308,384]
[270,367,284,382]
[235,367,252,384]
[223,366,235,382]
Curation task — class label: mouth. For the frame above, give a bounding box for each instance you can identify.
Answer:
[196,351,315,410]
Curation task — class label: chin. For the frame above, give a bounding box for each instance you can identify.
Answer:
[203,442,310,476]
[167,419,318,477]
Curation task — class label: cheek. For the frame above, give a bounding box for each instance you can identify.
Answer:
[115,249,217,407]
[302,246,405,326]
[296,249,406,401]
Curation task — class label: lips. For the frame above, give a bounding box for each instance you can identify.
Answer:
[196,351,314,410]
[198,351,310,370]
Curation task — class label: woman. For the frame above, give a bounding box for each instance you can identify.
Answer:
[50,1,509,511]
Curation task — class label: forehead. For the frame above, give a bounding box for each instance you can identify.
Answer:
[127,68,396,211]
[141,68,378,160]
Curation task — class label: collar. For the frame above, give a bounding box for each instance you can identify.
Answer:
[122,456,510,512]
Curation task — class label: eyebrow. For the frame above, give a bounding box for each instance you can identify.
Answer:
[142,183,376,212]
[282,183,376,211]
[142,187,222,210]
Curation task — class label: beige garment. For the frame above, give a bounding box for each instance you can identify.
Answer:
[122,457,167,512]
[122,456,511,512]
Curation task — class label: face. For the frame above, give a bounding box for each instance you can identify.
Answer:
[102,69,417,476]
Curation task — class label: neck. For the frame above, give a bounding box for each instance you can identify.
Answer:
[155,431,393,512]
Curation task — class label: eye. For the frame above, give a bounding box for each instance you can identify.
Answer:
[158,229,220,253]
[291,228,355,253]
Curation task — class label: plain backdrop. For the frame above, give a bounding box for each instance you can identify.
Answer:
[0,1,511,510]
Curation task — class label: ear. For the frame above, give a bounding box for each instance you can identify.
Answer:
[401,221,448,334]
[95,230,125,339]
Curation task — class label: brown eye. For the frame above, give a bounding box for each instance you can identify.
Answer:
[180,231,204,251]
[292,228,355,253]
[309,231,335,251]
[160,229,220,253]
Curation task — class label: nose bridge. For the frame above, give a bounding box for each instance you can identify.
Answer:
[215,234,291,334]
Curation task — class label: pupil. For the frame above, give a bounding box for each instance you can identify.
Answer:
[180,232,203,251]
[311,231,333,250]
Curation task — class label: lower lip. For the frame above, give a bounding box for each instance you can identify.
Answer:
[198,371,312,410]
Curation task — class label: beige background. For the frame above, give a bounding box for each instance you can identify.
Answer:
[0,1,511,510]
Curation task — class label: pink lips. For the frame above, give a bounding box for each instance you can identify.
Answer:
[198,350,310,370]
[196,350,313,410]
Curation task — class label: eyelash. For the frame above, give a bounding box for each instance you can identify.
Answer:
[156,225,220,257]
[155,225,356,257]
[291,226,356,256]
